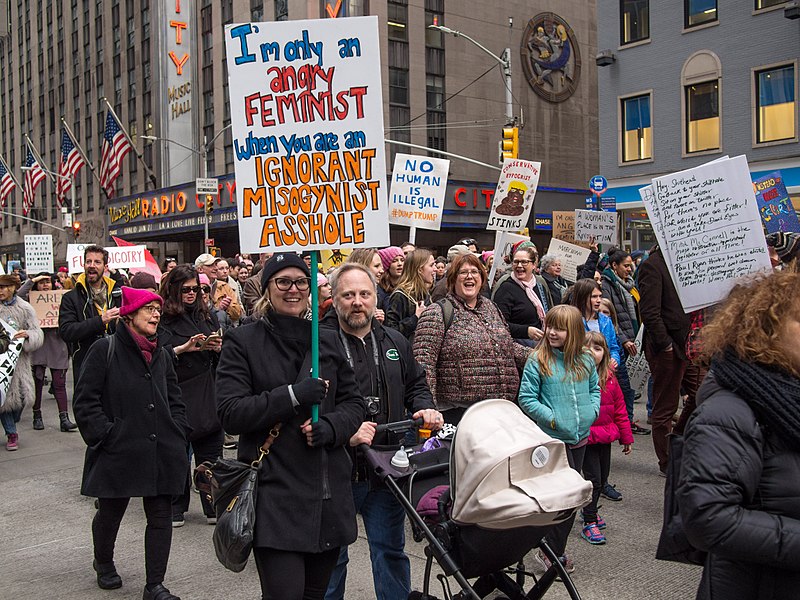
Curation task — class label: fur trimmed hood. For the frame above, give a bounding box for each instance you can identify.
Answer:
[0,297,44,413]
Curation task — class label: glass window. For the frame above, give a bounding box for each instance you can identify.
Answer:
[387,2,407,41]
[755,0,786,9]
[685,0,717,27]
[389,68,408,105]
[756,64,795,143]
[621,94,652,162]
[686,81,720,153]
[620,0,649,45]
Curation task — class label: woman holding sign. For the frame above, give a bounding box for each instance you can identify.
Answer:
[216,253,364,600]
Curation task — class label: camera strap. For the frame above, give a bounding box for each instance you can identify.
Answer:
[339,328,381,398]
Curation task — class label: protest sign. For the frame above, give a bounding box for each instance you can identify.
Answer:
[753,171,800,234]
[320,249,350,271]
[575,209,617,244]
[67,244,147,274]
[486,159,541,232]
[650,155,772,311]
[0,319,23,407]
[625,326,650,397]
[487,231,530,285]
[225,17,390,253]
[552,211,577,244]
[389,154,449,231]
[29,290,67,329]
[546,238,591,283]
[24,235,54,274]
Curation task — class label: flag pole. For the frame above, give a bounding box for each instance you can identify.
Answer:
[310,250,320,423]
[101,97,159,189]
[24,135,55,185]
[0,153,23,190]
[61,117,109,198]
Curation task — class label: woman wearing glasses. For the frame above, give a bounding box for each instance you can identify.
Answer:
[73,287,190,600]
[414,254,530,424]
[158,265,223,527]
[493,245,555,346]
[216,253,364,600]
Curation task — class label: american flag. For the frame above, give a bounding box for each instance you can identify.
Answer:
[23,148,46,215]
[99,111,132,196]
[0,159,16,208]
[57,129,86,206]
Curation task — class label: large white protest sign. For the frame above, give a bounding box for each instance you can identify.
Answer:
[650,155,772,310]
[225,17,390,253]
[24,235,54,274]
[388,154,449,231]
[487,158,541,232]
[487,230,531,284]
[546,239,591,283]
[67,244,147,274]
[0,319,23,408]
[575,209,617,244]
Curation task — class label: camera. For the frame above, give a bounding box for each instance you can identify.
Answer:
[364,396,381,417]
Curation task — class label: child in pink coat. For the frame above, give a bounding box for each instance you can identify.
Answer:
[580,331,634,544]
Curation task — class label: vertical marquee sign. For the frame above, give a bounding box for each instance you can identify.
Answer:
[225,17,390,253]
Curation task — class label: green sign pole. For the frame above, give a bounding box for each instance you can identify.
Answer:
[310,250,320,423]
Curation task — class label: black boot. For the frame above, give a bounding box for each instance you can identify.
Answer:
[32,410,44,430]
[59,412,78,432]
[143,583,181,600]
[93,559,122,590]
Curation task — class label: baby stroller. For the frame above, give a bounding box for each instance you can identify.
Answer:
[362,399,592,600]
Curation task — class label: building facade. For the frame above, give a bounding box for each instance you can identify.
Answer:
[1,0,598,266]
[597,0,799,249]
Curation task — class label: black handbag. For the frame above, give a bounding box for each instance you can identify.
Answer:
[194,423,282,572]
[655,433,707,566]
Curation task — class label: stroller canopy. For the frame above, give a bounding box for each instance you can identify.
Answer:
[450,399,592,529]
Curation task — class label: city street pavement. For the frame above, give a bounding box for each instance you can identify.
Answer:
[1,376,701,599]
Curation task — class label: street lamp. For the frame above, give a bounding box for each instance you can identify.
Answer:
[142,123,232,244]
[21,165,77,241]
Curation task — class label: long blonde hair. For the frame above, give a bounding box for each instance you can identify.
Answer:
[534,305,592,381]
[395,249,433,302]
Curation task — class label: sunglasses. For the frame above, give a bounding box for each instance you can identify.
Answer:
[200,286,211,293]
[272,277,311,291]
[181,285,200,294]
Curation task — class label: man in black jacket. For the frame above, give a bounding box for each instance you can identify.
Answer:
[58,245,123,390]
[322,263,442,600]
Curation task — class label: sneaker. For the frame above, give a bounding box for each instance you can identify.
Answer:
[535,550,574,576]
[535,549,552,571]
[601,483,623,501]
[562,554,575,574]
[171,514,184,528]
[631,422,651,435]
[222,434,238,450]
[6,433,18,451]
[206,516,217,525]
[581,511,606,529]
[581,522,606,545]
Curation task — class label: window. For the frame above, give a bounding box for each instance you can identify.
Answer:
[621,94,652,162]
[387,1,407,42]
[755,64,796,143]
[389,68,408,105]
[686,81,720,153]
[685,0,716,28]
[620,0,649,45]
[755,0,786,9]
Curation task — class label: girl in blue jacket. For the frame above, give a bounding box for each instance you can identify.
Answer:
[518,304,600,572]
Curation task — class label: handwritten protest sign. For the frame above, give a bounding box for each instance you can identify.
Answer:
[552,211,577,244]
[546,239,591,283]
[625,326,650,396]
[649,155,772,311]
[320,249,350,271]
[0,319,23,407]
[575,209,617,244]
[29,290,67,329]
[487,159,541,231]
[24,235,54,274]
[389,154,449,231]
[753,171,799,234]
[225,17,390,253]
[67,244,147,274]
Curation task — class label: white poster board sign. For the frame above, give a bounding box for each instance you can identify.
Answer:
[487,231,530,285]
[546,238,591,283]
[625,326,650,397]
[388,153,449,230]
[574,209,617,244]
[24,235,54,274]
[67,244,147,274]
[225,17,390,253]
[487,158,541,231]
[0,318,23,407]
[649,155,772,311]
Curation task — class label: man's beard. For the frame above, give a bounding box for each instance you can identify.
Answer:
[343,309,372,331]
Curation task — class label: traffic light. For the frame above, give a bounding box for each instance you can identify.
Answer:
[205,194,214,214]
[501,126,519,161]
[72,221,81,238]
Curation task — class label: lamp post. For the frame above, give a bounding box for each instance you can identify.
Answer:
[142,123,232,245]
[21,165,76,241]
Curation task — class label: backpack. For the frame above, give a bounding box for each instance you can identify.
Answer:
[438,298,455,334]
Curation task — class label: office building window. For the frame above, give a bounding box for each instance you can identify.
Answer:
[755,0,786,9]
[685,81,719,153]
[685,0,716,27]
[620,0,649,45]
[389,68,408,105]
[755,64,796,143]
[621,93,652,162]
[388,0,407,41]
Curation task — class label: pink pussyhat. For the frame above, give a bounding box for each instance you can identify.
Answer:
[119,286,163,317]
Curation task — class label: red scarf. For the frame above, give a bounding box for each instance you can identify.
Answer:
[129,327,157,364]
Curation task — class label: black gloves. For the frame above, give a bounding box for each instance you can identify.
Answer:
[308,418,335,448]
[291,378,327,408]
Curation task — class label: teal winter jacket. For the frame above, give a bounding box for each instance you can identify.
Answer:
[518,350,601,445]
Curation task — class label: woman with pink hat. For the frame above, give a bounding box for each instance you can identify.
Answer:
[377,246,405,310]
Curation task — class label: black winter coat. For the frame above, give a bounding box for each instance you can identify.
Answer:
[492,276,552,339]
[385,289,429,340]
[216,313,365,553]
[600,272,637,344]
[638,248,690,359]
[678,375,800,599]
[58,274,123,380]
[73,322,190,498]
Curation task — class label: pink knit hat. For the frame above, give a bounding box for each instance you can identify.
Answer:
[317,273,329,287]
[198,273,211,286]
[377,246,404,270]
[119,286,163,317]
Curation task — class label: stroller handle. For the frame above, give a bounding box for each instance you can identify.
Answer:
[375,417,424,435]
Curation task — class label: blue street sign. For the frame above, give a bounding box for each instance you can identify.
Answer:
[600,196,616,212]
[589,175,607,194]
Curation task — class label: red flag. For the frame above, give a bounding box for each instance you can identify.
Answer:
[111,236,163,283]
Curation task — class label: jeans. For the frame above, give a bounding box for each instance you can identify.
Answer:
[0,408,22,435]
[325,482,410,600]
[615,351,636,422]
[646,376,654,417]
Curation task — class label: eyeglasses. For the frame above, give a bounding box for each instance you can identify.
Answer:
[512,259,533,266]
[180,285,200,294]
[200,286,211,294]
[272,277,311,291]
[457,269,481,278]
[140,305,162,315]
